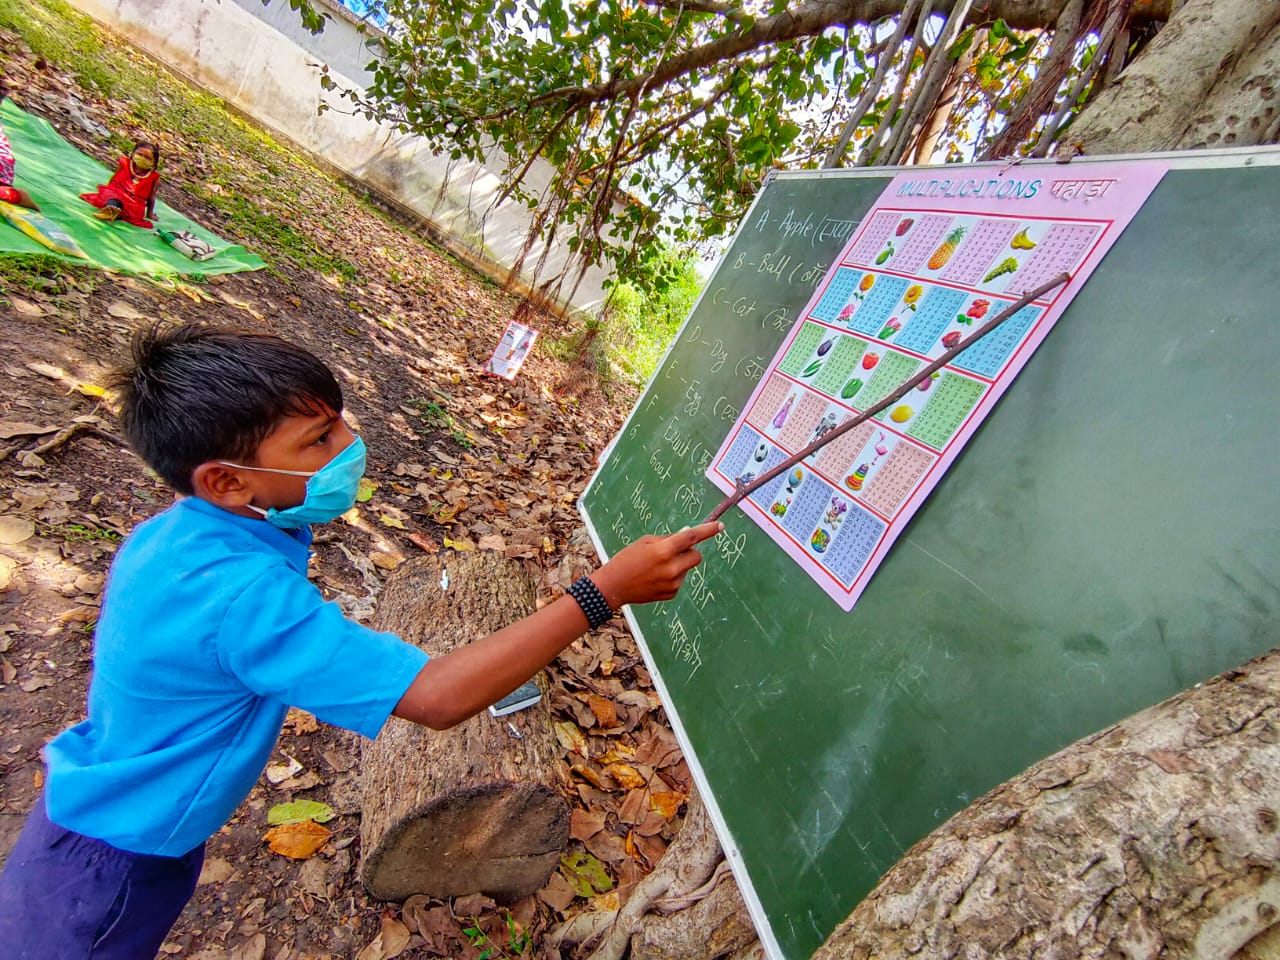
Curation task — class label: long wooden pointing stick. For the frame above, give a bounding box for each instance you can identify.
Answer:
[703,271,1072,524]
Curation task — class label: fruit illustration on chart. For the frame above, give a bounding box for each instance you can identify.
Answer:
[895,218,914,236]
[957,298,990,326]
[983,257,1020,282]
[927,226,967,270]
[890,405,914,423]
[1010,228,1037,250]
[876,241,895,265]
[862,352,880,370]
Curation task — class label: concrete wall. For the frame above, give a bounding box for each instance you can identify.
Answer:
[65,0,611,313]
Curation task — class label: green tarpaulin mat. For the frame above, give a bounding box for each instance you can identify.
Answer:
[0,100,265,276]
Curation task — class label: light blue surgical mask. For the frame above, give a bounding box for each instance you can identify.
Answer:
[221,436,367,529]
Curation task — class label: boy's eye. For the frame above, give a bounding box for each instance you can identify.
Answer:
[313,431,331,446]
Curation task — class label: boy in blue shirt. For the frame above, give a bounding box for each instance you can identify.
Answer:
[0,324,721,959]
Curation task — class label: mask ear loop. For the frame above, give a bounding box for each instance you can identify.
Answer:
[217,462,317,519]
[218,461,317,478]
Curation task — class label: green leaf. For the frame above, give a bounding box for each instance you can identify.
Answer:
[560,849,614,897]
[949,25,977,60]
[356,477,377,502]
[267,800,336,826]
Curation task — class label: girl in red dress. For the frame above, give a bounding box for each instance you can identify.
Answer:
[0,81,39,210]
[81,142,161,227]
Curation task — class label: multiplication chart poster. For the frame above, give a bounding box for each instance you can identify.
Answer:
[707,160,1167,610]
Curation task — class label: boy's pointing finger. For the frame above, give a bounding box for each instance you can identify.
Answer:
[675,520,724,550]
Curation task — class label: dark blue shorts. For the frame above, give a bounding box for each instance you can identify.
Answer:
[0,795,204,960]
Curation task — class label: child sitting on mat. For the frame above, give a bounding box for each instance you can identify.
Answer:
[81,141,161,227]
[0,82,40,211]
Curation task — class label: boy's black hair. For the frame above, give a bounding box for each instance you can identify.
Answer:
[112,323,344,494]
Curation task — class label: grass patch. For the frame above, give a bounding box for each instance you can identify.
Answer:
[0,252,78,296]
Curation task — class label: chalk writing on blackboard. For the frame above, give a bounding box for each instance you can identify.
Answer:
[707,161,1168,610]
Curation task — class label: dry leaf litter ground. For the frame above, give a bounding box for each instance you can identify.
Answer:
[0,18,698,960]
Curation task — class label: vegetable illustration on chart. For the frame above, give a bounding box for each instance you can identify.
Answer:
[984,257,1020,282]
[840,378,863,400]
[895,218,914,236]
[927,225,967,270]
[876,241,895,265]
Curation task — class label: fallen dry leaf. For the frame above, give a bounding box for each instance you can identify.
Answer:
[604,762,646,791]
[263,819,330,859]
[587,694,618,729]
[0,515,35,545]
[9,297,46,317]
[554,720,589,757]
[649,790,685,820]
[197,857,237,885]
[355,916,411,960]
[0,421,58,440]
[282,708,319,735]
[106,300,145,320]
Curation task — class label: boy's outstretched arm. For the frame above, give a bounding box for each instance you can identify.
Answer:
[392,520,723,729]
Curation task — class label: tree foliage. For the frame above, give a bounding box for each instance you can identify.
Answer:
[309,0,1264,298]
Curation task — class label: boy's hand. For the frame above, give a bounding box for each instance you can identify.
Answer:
[592,520,724,608]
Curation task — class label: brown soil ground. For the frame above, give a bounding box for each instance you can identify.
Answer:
[0,22,696,960]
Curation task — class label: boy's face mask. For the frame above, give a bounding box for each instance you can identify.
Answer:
[221,436,367,529]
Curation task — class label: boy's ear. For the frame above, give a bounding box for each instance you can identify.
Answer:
[191,461,255,508]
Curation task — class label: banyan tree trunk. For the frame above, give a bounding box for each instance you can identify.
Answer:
[359,553,570,903]
[815,646,1280,959]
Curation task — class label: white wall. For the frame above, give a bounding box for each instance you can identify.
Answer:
[65,0,612,313]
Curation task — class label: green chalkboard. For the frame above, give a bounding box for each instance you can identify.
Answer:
[580,151,1280,960]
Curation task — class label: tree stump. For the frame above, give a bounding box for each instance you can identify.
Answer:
[359,553,570,903]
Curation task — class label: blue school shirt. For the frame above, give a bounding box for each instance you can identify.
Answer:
[43,497,429,856]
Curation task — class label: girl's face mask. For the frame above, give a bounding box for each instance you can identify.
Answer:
[221,436,367,529]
